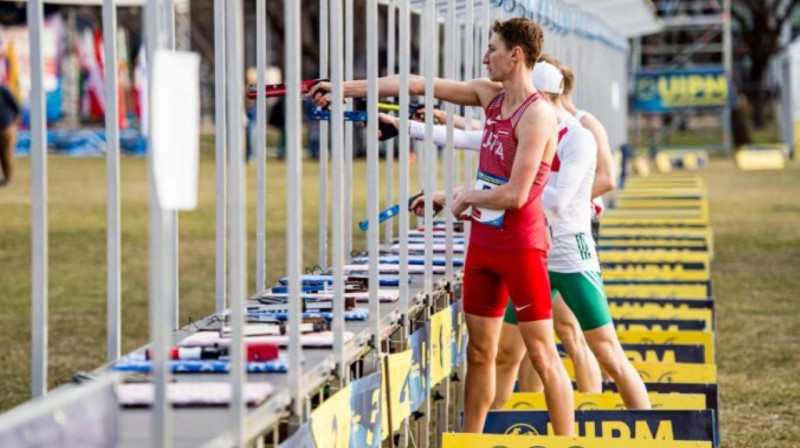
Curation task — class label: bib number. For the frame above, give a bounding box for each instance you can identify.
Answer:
[472,170,507,228]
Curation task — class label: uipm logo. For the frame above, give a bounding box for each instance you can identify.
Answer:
[503,423,540,435]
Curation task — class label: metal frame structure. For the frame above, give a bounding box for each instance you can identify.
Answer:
[635,0,733,152]
[3,1,659,447]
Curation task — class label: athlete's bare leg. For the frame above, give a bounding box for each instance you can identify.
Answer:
[492,323,528,409]
[463,313,504,433]
[584,324,651,409]
[519,319,575,436]
[517,356,542,392]
[553,295,602,393]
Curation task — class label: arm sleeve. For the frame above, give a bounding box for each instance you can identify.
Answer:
[543,129,597,218]
[408,120,482,151]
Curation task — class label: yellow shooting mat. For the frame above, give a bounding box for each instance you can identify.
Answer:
[625,174,703,183]
[604,208,707,218]
[614,198,707,208]
[601,216,709,227]
[603,283,710,299]
[599,227,712,239]
[615,191,706,200]
[615,330,714,361]
[608,304,713,324]
[442,433,713,448]
[613,319,710,333]
[599,250,710,263]
[502,391,707,411]
[598,238,708,249]
[561,359,717,384]
[601,264,710,282]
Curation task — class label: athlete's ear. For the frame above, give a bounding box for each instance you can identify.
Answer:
[511,46,523,62]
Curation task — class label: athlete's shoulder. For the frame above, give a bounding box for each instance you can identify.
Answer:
[521,95,556,126]
[565,123,597,154]
[469,78,504,105]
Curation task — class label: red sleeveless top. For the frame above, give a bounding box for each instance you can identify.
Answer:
[471,91,551,251]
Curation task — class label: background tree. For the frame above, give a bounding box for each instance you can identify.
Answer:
[732,0,800,128]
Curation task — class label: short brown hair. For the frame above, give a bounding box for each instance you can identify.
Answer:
[537,54,574,97]
[491,18,544,69]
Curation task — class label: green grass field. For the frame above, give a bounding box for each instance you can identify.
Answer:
[0,151,798,447]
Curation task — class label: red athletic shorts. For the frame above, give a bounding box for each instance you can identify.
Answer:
[462,244,552,322]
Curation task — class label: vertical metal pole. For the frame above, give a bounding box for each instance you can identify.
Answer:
[319,0,330,268]
[165,0,180,331]
[345,0,354,255]
[145,0,171,444]
[256,0,267,292]
[423,0,436,294]
[423,3,436,446]
[165,0,175,49]
[441,0,456,437]
[463,0,474,244]
[102,0,121,363]
[286,0,305,421]
[330,0,347,384]
[416,13,425,196]
[399,3,411,444]
[481,0,489,78]
[385,1,396,244]
[28,0,48,400]
[225,0,246,443]
[631,36,642,149]
[398,0,410,324]
[721,0,732,152]
[444,0,455,284]
[367,0,381,358]
[214,0,227,315]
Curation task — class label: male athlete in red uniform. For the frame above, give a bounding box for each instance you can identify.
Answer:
[309,18,574,435]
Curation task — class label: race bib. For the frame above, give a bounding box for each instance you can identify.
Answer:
[471,170,507,228]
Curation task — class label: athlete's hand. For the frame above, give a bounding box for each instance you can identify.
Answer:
[408,191,445,217]
[307,81,332,108]
[411,106,445,124]
[378,113,400,139]
[450,192,472,221]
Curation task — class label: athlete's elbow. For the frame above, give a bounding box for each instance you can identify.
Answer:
[506,190,528,210]
[550,202,567,219]
[408,75,425,95]
[594,174,616,196]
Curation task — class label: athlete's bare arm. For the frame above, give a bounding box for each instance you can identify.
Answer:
[581,114,616,198]
[451,102,557,217]
[308,76,502,109]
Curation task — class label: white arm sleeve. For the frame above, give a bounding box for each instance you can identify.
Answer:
[408,120,482,151]
[543,130,597,218]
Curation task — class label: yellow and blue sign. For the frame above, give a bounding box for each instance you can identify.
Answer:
[483,409,718,445]
[310,385,353,448]
[634,68,733,112]
[430,307,453,385]
[442,433,714,448]
[349,372,382,448]
[502,391,706,411]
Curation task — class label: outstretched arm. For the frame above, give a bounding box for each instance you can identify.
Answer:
[379,113,482,150]
[308,75,501,109]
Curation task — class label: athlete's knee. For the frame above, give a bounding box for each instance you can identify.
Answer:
[592,340,627,379]
[467,339,498,367]
[496,343,522,370]
[555,320,585,355]
[526,341,561,381]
